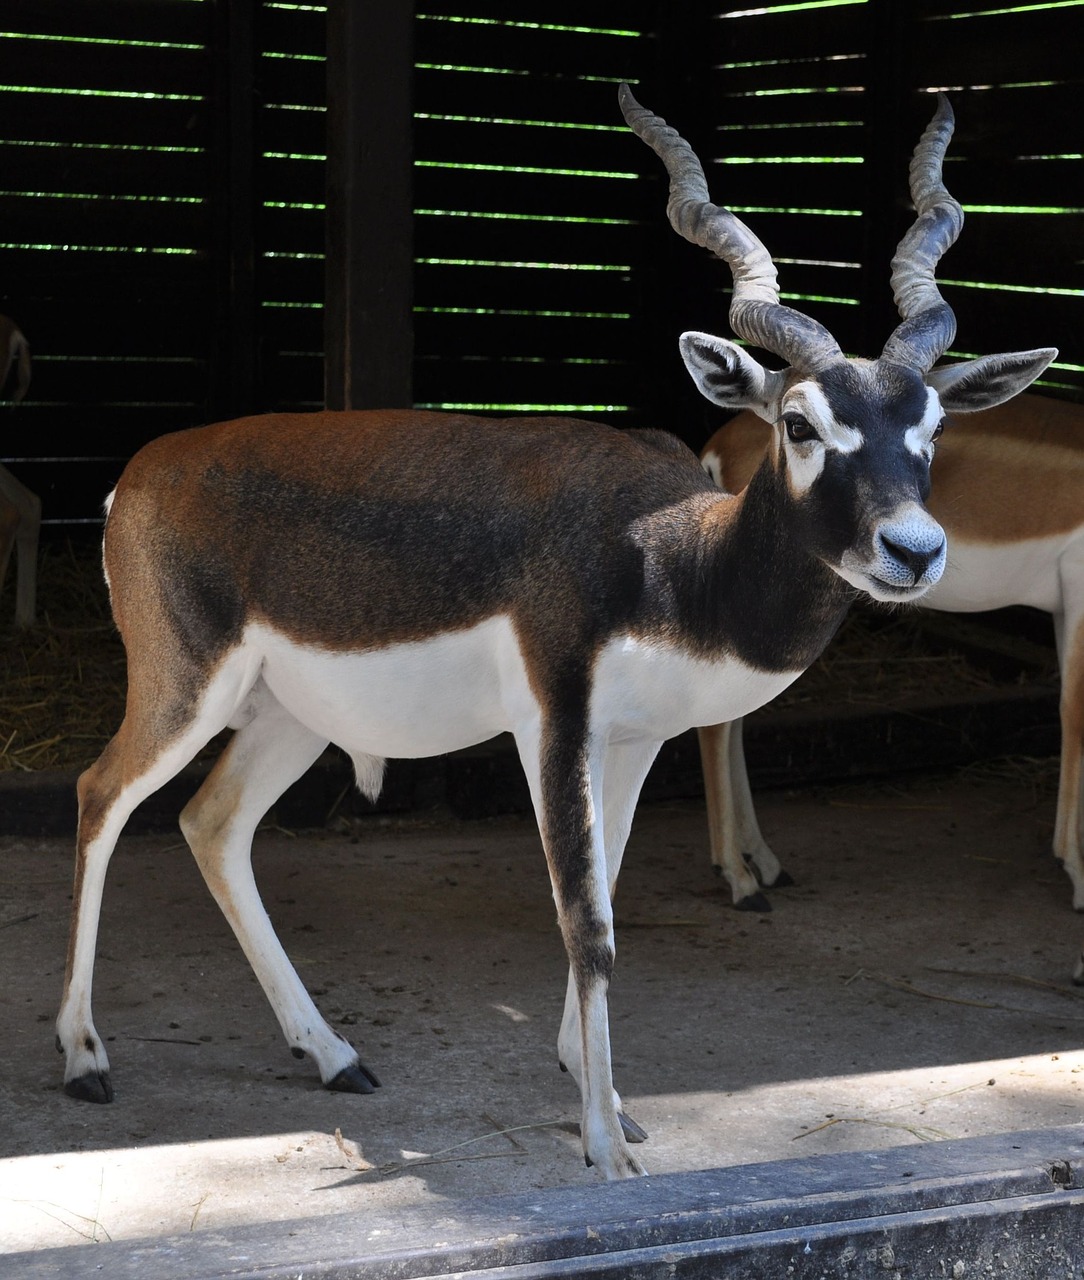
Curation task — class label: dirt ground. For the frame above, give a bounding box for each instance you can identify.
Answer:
[2,763,1084,1259]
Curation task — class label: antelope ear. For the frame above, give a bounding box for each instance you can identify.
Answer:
[927,348,1057,412]
[679,332,786,422]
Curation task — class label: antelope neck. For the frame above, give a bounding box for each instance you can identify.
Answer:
[633,459,854,674]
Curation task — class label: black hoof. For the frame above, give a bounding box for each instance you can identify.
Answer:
[735,891,772,913]
[64,1072,114,1104]
[619,1112,648,1144]
[770,870,796,889]
[327,1061,381,1094]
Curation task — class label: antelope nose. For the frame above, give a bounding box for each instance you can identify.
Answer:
[878,528,946,584]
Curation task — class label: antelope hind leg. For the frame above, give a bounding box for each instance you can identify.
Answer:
[179,684,380,1092]
[58,658,257,1101]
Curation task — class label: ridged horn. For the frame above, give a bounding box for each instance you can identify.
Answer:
[881,94,965,372]
[619,83,842,371]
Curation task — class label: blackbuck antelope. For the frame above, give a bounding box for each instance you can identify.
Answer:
[699,395,1084,965]
[0,315,39,628]
[56,86,1054,1180]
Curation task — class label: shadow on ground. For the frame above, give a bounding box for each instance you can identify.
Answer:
[1,764,1083,1252]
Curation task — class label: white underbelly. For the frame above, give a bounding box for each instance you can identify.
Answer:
[928,535,1063,614]
[250,617,531,757]
[591,635,801,742]
[243,620,800,760]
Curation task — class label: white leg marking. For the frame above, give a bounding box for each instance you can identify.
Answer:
[551,739,659,1177]
[700,720,757,901]
[1053,601,1084,910]
[698,719,781,905]
[179,690,365,1085]
[59,654,260,1096]
[728,716,784,888]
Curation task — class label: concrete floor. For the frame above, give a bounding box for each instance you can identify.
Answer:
[2,764,1084,1258]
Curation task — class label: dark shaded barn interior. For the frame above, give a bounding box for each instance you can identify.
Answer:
[2,1,1080,528]
[0,0,1081,799]
[2,9,1084,1263]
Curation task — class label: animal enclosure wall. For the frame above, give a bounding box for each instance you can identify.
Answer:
[1,0,1081,532]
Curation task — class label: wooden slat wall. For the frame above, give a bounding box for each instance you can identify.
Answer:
[412,5,649,417]
[701,0,1082,404]
[0,0,218,525]
[0,1,1080,531]
[911,2,1083,397]
[705,1,869,362]
[257,2,326,414]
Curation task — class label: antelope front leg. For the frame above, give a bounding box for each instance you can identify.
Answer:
[520,724,646,1179]
[557,739,659,1150]
[698,719,787,910]
[1054,605,1084,910]
[727,716,791,893]
[700,719,762,908]
[699,720,757,901]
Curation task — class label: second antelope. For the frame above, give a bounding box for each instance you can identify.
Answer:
[699,394,1084,978]
[56,88,1053,1180]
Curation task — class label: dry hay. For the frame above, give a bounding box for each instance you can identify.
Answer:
[0,536,1056,775]
[1,538,123,773]
[778,603,1020,711]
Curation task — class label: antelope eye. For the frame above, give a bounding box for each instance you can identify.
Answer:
[930,418,945,442]
[783,414,816,444]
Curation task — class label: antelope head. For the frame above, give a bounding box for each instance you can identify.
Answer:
[620,86,1056,603]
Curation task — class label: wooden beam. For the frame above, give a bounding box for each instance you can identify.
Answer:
[324,1,414,411]
[9,1125,1084,1276]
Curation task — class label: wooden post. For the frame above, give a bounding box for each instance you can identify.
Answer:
[324,1,414,411]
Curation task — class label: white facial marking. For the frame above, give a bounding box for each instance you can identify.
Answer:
[778,381,861,495]
[783,441,824,494]
[904,386,945,460]
[786,381,864,453]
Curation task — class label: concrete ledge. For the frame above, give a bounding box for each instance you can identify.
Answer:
[9,1124,1083,1278]
[0,684,1060,838]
